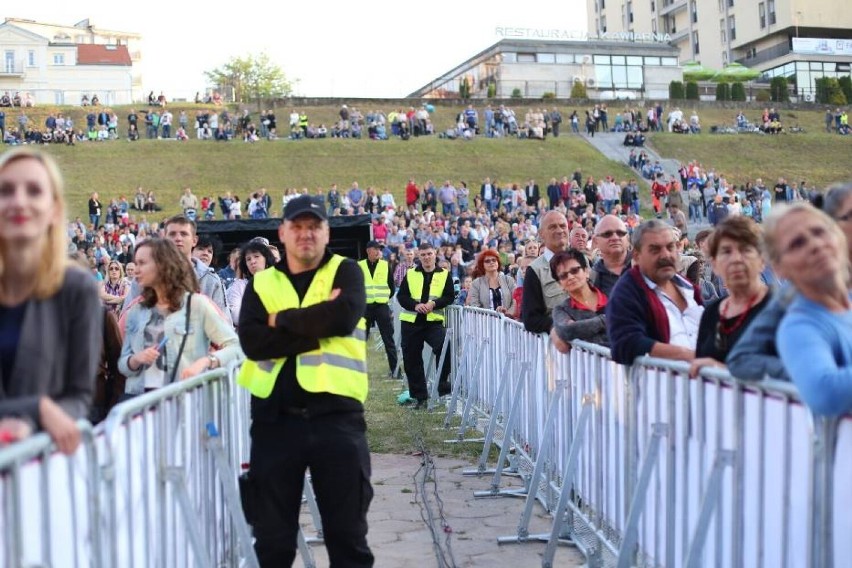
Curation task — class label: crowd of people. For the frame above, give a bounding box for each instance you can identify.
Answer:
[0,144,850,565]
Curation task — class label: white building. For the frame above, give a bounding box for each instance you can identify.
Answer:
[0,18,140,106]
[588,0,852,98]
[410,35,681,101]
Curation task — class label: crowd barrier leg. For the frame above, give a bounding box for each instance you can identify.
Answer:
[203,422,260,568]
[497,379,569,544]
[542,395,595,568]
[443,331,474,429]
[471,361,531,493]
[616,423,669,568]
[427,328,453,409]
[463,355,521,477]
[683,450,735,568]
[445,338,488,440]
[164,465,213,566]
[303,474,324,544]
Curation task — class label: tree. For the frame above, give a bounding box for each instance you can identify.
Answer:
[205,53,293,108]
[669,81,685,100]
[731,82,746,101]
[770,77,789,103]
[715,82,731,101]
[685,81,700,100]
[570,80,587,99]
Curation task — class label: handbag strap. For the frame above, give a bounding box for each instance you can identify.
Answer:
[168,293,193,384]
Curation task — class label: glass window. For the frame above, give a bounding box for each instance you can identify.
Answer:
[627,56,643,65]
[27,50,35,66]
[768,0,776,24]
[595,65,614,87]
[759,2,766,28]
[518,53,536,63]
[612,55,625,65]
[538,53,556,63]
[810,62,822,71]
[556,53,574,64]
[796,61,808,71]
[645,56,661,65]
[661,57,678,66]
[504,52,517,63]
[613,65,628,87]
[52,53,64,65]
[729,15,736,40]
[627,66,644,88]
[594,55,611,64]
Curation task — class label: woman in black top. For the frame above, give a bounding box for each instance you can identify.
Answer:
[690,217,772,376]
[88,191,102,229]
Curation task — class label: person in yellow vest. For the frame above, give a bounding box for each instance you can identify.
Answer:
[396,242,455,408]
[236,194,374,567]
[359,240,399,377]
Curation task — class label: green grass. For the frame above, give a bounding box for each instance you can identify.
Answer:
[7,102,849,222]
[364,346,485,460]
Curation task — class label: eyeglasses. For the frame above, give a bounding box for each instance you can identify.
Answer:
[483,258,498,264]
[109,266,121,271]
[556,266,584,281]
[597,230,628,239]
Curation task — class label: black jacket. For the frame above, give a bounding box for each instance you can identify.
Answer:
[238,251,366,420]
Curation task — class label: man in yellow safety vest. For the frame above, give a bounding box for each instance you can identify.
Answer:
[358,240,399,377]
[396,242,455,408]
[236,195,374,566]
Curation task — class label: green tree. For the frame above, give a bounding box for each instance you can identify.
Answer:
[685,81,700,100]
[731,82,746,101]
[669,81,685,99]
[570,80,587,99]
[459,77,470,99]
[715,82,731,101]
[511,88,523,99]
[839,76,852,104]
[205,53,293,108]
[770,77,789,102]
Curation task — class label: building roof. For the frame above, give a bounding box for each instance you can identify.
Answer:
[76,44,131,66]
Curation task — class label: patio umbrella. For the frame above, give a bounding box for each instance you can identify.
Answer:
[712,62,760,82]
[682,61,717,81]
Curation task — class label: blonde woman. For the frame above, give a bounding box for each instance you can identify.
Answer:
[101,260,129,313]
[0,148,101,453]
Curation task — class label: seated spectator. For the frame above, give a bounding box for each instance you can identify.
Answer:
[550,249,609,351]
[606,220,704,364]
[768,203,852,416]
[689,217,772,376]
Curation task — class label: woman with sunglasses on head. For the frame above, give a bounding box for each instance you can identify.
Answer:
[101,259,129,314]
[119,238,241,396]
[466,249,516,317]
[0,148,102,453]
[689,216,771,377]
[549,249,609,351]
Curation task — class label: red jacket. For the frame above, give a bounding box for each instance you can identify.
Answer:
[405,182,420,207]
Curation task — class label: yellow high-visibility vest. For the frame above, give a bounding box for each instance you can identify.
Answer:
[358,259,390,304]
[236,255,368,402]
[399,269,449,323]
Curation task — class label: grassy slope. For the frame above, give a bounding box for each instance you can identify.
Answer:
[11,102,844,220]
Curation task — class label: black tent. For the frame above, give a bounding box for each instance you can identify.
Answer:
[196,215,373,267]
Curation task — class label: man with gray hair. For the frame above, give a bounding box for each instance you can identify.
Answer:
[522,210,570,333]
[606,219,704,364]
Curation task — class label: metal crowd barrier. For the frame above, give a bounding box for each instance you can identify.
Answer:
[443,305,852,568]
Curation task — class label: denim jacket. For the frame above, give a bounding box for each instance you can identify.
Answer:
[119,292,242,394]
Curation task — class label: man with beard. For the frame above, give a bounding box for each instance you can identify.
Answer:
[606,220,704,365]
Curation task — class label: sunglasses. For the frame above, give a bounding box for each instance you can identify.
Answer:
[484,258,499,264]
[557,266,584,281]
[597,230,628,239]
[109,266,121,271]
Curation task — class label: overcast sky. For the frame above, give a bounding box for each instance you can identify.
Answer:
[8,1,587,99]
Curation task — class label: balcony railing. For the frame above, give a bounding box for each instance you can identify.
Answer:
[0,63,24,76]
[735,42,791,67]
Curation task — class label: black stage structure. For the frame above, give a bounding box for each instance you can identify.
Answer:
[196,215,373,268]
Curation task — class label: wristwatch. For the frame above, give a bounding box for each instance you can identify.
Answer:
[207,354,219,369]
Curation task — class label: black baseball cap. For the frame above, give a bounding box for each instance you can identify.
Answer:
[365,240,382,249]
[283,195,327,221]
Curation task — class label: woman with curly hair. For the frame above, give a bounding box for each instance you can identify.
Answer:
[118,238,241,396]
[225,239,277,325]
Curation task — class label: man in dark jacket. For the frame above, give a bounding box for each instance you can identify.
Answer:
[606,220,704,365]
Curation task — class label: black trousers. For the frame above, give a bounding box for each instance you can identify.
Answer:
[364,303,398,372]
[248,413,374,567]
[401,321,451,402]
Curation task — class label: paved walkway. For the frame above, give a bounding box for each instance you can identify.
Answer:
[300,453,585,568]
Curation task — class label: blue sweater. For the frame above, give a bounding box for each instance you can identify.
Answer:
[777,292,852,416]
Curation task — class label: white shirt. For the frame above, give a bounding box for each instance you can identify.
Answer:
[643,274,704,350]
